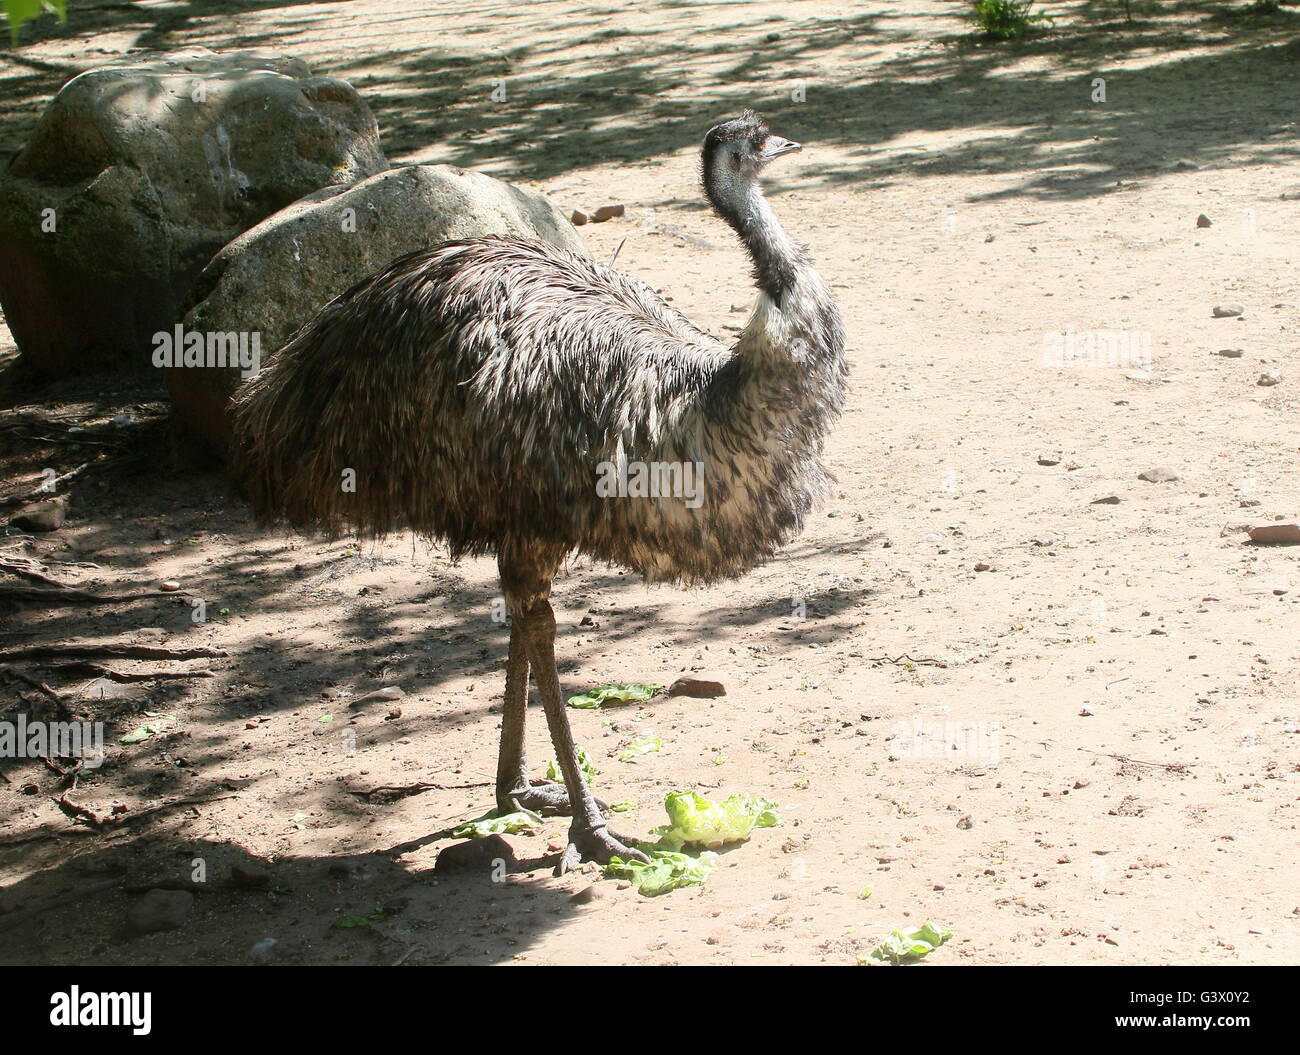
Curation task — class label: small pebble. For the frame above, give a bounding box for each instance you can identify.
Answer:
[1248,524,1300,544]
[126,889,193,935]
[667,676,726,699]
[569,885,603,905]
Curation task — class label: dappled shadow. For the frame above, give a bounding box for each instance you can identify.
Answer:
[3,0,1297,967]
[0,829,589,965]
[0,364,887,963]
[1,1,1296,203]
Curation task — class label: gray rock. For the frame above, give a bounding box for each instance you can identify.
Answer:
[1257,371,1282,387]
[9,496,66,532]
[126,888,194,935]
[230,862,270,888]
[248,937,278,959]
[435,834,516,876]
[1137,467,1180,483]
[0,48,386,377]
[168,164,587,456]
[1212,304,1245,318]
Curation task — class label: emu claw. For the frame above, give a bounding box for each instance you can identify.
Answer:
[500,779,608,817]
[554,822,648,876]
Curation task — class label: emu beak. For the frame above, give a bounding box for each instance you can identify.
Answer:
[762,136,802,161]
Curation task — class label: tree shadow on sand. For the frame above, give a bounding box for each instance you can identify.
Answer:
[2,1,1296,202]
[1,401,884,963]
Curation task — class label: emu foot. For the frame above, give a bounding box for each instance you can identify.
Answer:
[554,820,648,876]
[498,779,607,817]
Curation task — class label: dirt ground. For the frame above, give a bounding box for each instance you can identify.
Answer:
[1,0,1298,966]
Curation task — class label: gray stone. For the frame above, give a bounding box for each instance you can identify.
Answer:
[435,834,516,876]
[126,888,194,935]
[168,163,586,456]
[0,48,386,377]
[9,496,66,531]
[230,863,270,888]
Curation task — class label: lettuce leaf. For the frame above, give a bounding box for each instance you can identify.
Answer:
[546,747,598,783]
[650,790,781,851]
[618,733,662,762]
[604,850,719,897]
[567,683,662,709]
[860,921,955,965]
[451,808,542,839]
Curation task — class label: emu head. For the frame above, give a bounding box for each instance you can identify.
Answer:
[701,110,800,224]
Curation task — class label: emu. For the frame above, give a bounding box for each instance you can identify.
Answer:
[232,111,847,872]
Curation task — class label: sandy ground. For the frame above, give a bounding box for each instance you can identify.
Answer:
[1,0,1298,965]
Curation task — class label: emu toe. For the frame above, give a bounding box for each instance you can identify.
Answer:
[499,778,608,817]
[555,821,648,876]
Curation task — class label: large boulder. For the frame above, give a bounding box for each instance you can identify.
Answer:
[167,163,588,458]
[0,48,387,377]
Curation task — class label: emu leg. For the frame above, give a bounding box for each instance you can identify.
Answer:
[495,611,607,816]
[521,598,647,875]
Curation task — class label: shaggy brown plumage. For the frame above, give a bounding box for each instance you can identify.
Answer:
[230,111,847,872]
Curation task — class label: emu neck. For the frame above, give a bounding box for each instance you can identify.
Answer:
[714,177,804,306]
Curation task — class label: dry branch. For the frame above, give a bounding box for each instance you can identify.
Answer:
[47,662,216,682]
[0,583,165,605]
[0,644,227,662]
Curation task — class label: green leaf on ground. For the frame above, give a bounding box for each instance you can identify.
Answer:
[618,733,662,762]
[117,713,177,744]
[3,0,67,44]
[545,746,598,783]
[860,921,955,965]
[335,906,389,928]
[601,789,781,895]
[567,683,662,709]
[451,808,542,839]
[604,850,719,897]
[650,790,780,851]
